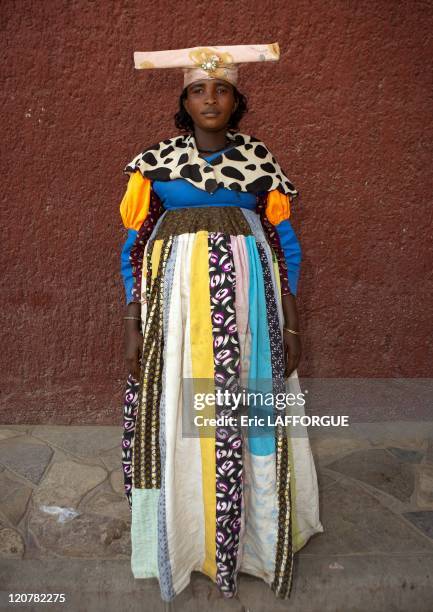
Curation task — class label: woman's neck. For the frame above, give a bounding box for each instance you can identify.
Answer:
[193,126,229,152]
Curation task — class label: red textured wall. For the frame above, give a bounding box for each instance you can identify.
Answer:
[2,1,432,424]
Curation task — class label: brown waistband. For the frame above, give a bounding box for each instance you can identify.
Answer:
[153,206,253,239]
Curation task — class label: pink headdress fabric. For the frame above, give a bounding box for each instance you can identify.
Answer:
[133,43,280,88]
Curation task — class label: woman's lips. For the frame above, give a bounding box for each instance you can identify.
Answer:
[202,111,220,116]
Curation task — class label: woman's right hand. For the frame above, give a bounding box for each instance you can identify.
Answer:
[124,301,143,380]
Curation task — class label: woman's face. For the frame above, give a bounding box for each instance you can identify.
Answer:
[183,79,237,132]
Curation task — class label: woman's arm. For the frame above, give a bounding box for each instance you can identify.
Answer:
[274,217,302,375]
[281,293,301,377]
[119,173,164,379]
[256,191,302,376]
[124,301,142,380]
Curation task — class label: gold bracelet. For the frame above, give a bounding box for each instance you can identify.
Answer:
[283,327,300,335]
[123,316,141,321]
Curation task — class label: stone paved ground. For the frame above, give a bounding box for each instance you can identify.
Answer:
[0,423,433,612]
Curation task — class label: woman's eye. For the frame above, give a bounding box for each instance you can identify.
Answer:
[191,87,227,94]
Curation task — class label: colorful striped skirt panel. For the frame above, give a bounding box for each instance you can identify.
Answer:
[121,206,323,602]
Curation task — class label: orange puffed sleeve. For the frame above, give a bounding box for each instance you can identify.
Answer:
[265,189,291,226]
[119,171,151,231]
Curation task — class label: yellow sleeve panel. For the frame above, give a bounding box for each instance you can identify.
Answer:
[119,172,151,231]
[265,189,291,226]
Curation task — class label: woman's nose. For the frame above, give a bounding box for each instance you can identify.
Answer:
[205,91,217,103]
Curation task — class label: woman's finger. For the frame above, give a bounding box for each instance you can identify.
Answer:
[284,342,301,377]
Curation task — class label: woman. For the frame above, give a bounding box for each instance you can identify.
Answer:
[119,44,323,603]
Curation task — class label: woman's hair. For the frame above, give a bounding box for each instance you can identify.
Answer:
[174,84,248,133]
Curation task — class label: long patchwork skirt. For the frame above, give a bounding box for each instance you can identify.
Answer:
[121,206,323,602]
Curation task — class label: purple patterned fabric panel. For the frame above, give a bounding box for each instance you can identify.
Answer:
[208,231,243,598]
[122,373,140,509]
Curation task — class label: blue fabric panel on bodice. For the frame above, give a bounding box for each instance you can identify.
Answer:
[152,178,258,210]
[152,146,257,210]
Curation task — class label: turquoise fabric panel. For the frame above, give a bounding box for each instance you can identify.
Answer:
[245,236,275,456]
[274,219,302,296]
[131,488,160,578]
[120,228,138,304]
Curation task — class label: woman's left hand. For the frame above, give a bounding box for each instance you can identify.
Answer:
[283,330,301,377]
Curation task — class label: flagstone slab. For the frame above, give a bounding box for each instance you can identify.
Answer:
[31,426,122,458]
[403,511,433,540]
[326,448,414,502]
[350,422,430,449]
[416,464,433,509]
[0,521,25,558]
[83,491,131,522]
[0,437,53,484]
[425,439,433,464]
[33,460,107,508]
[0,428,25,441]
[100,446,123,472]
[387,447,424,463]
[0,471,32,525]
[301,478,433,555]
[316,469,339,491]
[369,435,427,450]
[309,436,372,465]
[1,425,33,434]
[28,510,130,558]
[109,469,124,496]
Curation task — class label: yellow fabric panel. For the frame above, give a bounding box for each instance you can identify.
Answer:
[190,231,217,581]
[273,255,282,299]
[119,172,151,231]
[265,189,291,226]
[151,240,163,280]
